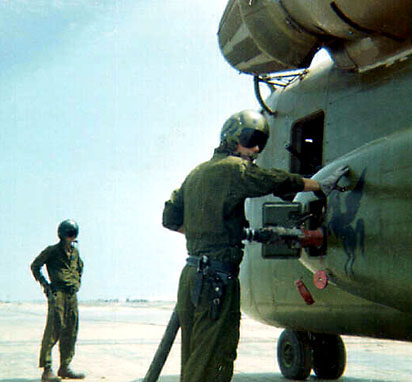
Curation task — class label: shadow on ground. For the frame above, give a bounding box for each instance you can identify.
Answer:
[133,373,393,382]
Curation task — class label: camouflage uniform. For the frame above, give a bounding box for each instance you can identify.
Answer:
[31,241,84,369]
[162,147,304,382]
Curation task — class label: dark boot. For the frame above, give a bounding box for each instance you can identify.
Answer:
[41,368,61,382]
[57,366,85,379]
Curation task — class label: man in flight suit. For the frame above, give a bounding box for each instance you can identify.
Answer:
[31,219,85,382]
[162,110,348,382]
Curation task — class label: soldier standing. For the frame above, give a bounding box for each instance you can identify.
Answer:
[162,110,348,382]
[31,219,85,382]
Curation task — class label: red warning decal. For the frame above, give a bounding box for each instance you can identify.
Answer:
[295,279,315,305]
[313,270,328,290]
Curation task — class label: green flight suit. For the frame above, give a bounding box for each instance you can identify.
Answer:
[163,147,304,382]
[31,241,84,369]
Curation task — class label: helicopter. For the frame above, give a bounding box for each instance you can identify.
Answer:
[216,0,412,379]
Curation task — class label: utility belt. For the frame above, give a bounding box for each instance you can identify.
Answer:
[186,255,239,320]
[51,285,77,295]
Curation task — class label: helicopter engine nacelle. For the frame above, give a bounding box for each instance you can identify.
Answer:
[218,0,412,73]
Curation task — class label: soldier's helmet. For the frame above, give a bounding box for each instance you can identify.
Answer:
[58,219,79,239]
[220,110,270,152]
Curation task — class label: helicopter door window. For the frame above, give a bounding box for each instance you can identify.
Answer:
[288,111,324,177]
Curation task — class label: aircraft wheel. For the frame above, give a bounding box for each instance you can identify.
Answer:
[312,334,346,379]
[277,329,312,380]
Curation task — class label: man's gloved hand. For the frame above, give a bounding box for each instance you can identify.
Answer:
[39,277,52,298]
[317,166,350,197]
[42,283,52,297]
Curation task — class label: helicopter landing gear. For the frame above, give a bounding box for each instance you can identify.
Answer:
[277,330,347,380]
[312,333,346,379]
[277,330,312,380]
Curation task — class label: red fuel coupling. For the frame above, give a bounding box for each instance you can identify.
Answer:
[243,227,324,249]
[300,229,323,248]
[295,279,315,305]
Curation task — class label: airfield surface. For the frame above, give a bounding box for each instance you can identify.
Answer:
[1,301,411,382]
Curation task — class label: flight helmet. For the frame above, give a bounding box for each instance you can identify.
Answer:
[220,110,270,152]
[58,219,79,239]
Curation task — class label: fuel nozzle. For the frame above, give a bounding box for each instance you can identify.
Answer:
[243,226,323,249]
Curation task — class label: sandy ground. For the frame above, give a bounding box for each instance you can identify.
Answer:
[1,301,412,382]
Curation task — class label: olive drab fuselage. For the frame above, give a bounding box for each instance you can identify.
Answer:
[216,1,412,379]
[239,54,412,342]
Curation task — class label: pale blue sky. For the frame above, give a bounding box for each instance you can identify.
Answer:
[0,0,260,301]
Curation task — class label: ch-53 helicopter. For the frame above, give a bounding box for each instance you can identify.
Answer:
[216,0,412,380]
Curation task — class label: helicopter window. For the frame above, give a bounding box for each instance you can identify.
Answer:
[288,111,324,177]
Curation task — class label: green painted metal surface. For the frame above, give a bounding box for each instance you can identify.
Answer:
[241,55,412,342]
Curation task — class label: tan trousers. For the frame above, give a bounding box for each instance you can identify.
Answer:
[177,265,241,382]
[39,290,79,369]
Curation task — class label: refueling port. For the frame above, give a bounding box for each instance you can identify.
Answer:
[305,198,327,257]
[257,201,326,259]
[260,202,303,259]
[255,199,327,259]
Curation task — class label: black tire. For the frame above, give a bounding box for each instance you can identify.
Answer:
[312,334,346,379]
[277,330,312,380]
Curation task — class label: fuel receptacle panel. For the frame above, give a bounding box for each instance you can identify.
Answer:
[261,202,302,259]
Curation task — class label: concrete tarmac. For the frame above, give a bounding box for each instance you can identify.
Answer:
[1,301,411,382]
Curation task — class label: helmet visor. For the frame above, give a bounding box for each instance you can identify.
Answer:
[239,128,268,151]
[64,229,78,238]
